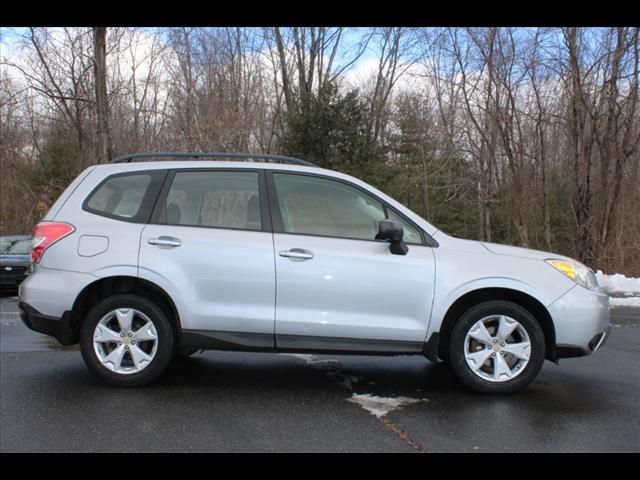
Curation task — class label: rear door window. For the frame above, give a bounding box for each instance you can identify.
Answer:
[156,170,263,231]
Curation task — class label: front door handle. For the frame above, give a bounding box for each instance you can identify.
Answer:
[148,236,181,247]
[279,248,314,261]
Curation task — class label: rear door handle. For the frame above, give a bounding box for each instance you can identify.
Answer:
[279,248,314,260]
[148,236,181,247]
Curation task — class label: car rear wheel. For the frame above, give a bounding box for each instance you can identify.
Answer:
[80,294,174,387]
[448,300,545,394]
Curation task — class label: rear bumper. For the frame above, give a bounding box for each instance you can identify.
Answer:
[18,301,75,346]
[18,266,93,318]
[548,285,612,359]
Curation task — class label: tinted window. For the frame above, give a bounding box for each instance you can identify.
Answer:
[86,173,152,219]
[273,174,386,241]
[160,171,261,231]
[4,239,32,255]
[388,209,422,245]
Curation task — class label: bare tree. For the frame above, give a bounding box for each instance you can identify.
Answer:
[93,27,112,163]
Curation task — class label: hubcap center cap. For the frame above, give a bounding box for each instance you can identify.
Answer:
[122,335,132,346]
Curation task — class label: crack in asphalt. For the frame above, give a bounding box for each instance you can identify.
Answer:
[378,416,425,453]
[284,353,427,453]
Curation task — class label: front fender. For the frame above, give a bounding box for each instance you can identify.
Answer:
[426,276,571,340]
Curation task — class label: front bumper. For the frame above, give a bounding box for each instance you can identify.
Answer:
[548,284,612,359]
[18,301,76,346]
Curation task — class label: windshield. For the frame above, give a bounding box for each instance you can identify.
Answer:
[1,239,32,255]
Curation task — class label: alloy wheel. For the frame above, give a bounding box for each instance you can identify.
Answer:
[463,315,531,382]
[92,308,158,375]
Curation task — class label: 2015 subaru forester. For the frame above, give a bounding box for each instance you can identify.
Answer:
[18,152,612,393]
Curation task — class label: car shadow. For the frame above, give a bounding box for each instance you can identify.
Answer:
[11,348,621,424]
[145,351,617,418]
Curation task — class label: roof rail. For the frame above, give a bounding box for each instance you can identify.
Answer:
[109,152,316,167]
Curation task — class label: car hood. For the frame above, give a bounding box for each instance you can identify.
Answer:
[480,241,574,262]
[0,255,32,267]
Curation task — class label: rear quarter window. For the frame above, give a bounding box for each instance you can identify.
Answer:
[83,171,166,223]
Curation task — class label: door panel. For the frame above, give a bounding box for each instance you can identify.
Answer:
[273,234,435,348]
[140,225,276,336]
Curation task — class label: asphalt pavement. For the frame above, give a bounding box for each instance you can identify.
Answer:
[1,295,638,452]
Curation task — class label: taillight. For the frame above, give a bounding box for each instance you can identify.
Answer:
[31,222,75,263]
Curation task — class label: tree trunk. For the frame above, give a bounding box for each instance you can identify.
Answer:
[93,27,112,163]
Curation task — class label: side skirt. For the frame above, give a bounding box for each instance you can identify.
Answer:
[180,330,275,352]
[276,334,424,355]
[180,329,425,356]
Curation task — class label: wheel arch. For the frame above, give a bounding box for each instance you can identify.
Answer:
[436,287,557,362]
[68,276,182,346]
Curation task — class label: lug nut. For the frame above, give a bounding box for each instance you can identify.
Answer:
[120,333,124,337]
[131,341,136,345]
[124,346,129,350]
[491,353,496,356]
[500,342,505,347]
[118,341,122,345]
[493,339,498,343]
[487,345,492,349]
[128,332,133,337]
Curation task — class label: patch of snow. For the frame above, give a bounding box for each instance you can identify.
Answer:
[596,271,640,296]
[347,394,425,418]
[283,354,428,417]
[282,353,315,362]
[609,297,640,308]
[282,353,338,366]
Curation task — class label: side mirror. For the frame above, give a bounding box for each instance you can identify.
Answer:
[376,220,409,255]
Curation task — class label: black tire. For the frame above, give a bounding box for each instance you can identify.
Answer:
[448,300,545,394]
[80,294,175,387]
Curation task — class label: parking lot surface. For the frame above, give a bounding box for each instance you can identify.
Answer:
[1,296,638,452]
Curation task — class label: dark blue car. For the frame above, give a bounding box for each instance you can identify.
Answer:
[0,235,32,295]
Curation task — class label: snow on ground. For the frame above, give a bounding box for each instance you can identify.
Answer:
[283,354,426,417]
[596,272,640,308]
[608,297,640,308]
[347,394,425,418]
[596,271,640,296]
[283,353,339,367]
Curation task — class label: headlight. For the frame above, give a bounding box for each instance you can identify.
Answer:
[545,259,598,290]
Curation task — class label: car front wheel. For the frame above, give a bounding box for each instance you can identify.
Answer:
[448,300,545,394]
[80,294,174,387]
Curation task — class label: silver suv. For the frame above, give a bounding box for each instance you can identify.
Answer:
[18,152,611,393]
